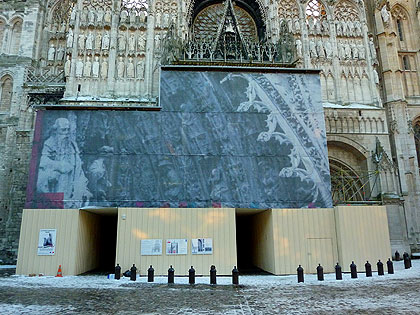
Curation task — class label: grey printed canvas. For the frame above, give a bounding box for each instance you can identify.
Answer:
[25,68,332,209]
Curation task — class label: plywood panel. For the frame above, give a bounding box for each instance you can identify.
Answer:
[335,206,392,272]
[271,208,338,275]
[115,208,237,276]
[16,209,79,276]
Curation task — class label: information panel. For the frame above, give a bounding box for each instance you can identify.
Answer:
[37,229,56,256]
[192,238,213,255]
[141,239,162,256]
[166,239,188,255]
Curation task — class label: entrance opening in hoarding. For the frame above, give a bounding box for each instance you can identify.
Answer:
[80,208,118,274]
[235,209,273,275]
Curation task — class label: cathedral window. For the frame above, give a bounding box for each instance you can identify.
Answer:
[305,0,326,22]
[10,19,22,55]
[396,19,404,41]
[0,19,5,52]
[192,3,258,41]
[403,56,410,70]
[0,76,13,112]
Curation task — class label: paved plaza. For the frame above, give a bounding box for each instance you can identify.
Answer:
[0,261,419,314]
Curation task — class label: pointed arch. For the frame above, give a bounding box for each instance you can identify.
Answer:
[391,4,414,50]
[0,75,13,112]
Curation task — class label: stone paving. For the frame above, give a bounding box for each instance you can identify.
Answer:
[0,267,420,314]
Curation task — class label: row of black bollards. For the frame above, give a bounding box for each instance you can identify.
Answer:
[297,259,397,283]
[114,264,240,285]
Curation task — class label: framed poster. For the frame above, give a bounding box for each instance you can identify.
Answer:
[37,229,56,256]
[166,239,188,255]
[192,238,213,255]
[141,239,162,255]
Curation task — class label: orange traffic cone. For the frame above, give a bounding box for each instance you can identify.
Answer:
[56,265,63,277]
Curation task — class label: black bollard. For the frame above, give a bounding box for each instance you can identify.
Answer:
[232,266,239,285]
[387,258,394,274]
[130,264,137,281]
[168,265,174,284]
[365,261,372,277]
[350,261,357,279]
[297,265,304,283]
[148,265,154,282]
[189,266,195,285]
[395,250,400,261]
[377,260,384,276]
[317,264,324,281]
[115,264,121,280]
[335,263,342,280]
[403,252,410,269]
[210,265,217,285]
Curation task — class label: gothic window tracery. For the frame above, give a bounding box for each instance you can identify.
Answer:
[278,0,299,20]
[49,0,75,32]
[0,75,13,112]
[306,0,327,22]
[121,0,148,15]
[192,3,258,41]
[83,0,112,10]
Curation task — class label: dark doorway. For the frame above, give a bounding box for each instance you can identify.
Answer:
[80,208,118,274]
[235,209,272,275]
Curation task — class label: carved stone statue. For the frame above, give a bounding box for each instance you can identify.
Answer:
[138,32,146,51]
[381,5,391,25]
[95,33,102,50]
[76,59,84,77]
[373,68,380,85]
[118,34,126,51]
[155,12,162,28]
[67,29,74,48]
[101,59,108,78]
[315,20,322,35]
[88,11,95,25]
[117,56,125,78]
[64,56,71,77]
[295,39,302,58]
[324,40,333,59]
[317,40,325,58]
[97,8,104,24]
[309,39,317,58]
[307,17,315,34]
[128,34,136,52]
[341,20,348,37]
[104,9,112,24]
[338,41,345,59]
[358,43,366,59]
[86,32,94,50]
[355,21,362,37]
[136,60,145,79]
[102,32,110,50]
[351,41,359,59]
[120,10,128,24]
[344,41,352,59]
[163,12,170,28]
[78,33,86,50]
[70,8,76,22]
[127,58,135,78]
[294,18,300,34]
[56,46,65,61]
[139,11,146,24]
[83,57,92,77]
[369,38,377,63]
[48,44,55,61]
[335,20,342,36]
[322,19,329,34]
[81,8,88,26]
[92,56,100,78]
[129,11,136,24]
[155,34,161,50]
[347,21,355,37]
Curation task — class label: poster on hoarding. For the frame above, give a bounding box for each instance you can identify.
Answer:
[166,239,188,255]
[141,239,162,255]
[191,238,213,254]
[37,229,56,255]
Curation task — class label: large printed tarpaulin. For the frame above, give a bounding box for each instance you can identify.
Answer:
[25,67,332,209]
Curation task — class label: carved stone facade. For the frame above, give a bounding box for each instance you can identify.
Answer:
[0,0,419,264]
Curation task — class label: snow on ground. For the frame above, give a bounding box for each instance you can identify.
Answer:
[0,260,418,290]
[0,265,16,269]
